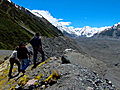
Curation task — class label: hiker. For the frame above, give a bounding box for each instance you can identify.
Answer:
[8,50,21,79]
[16,42,31,74]
[29,32,45,68]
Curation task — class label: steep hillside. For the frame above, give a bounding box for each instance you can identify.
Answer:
[0,7,32,49]
[0,0,62,49]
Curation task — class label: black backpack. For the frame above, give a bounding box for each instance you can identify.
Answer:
[30,37,41,47]
[16,47,29,59]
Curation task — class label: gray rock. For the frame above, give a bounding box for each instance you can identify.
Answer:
[61,55,71,64]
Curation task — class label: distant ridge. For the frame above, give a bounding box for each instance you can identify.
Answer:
[93,23,120,39]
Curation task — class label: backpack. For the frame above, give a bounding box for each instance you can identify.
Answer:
[30,36,41,48]
[16,46,29,59]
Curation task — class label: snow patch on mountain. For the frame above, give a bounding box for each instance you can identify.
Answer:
[31,10,71,27]
[113,22,120,27]
[7,0,11,3]
[31,10,110,37]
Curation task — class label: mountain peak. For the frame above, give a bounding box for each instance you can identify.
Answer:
[83,26,91,28]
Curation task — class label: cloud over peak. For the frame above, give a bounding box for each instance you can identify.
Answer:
[30,10,111,37]
[31,10,71,27]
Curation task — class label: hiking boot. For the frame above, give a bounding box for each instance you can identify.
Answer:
[41,58,45,62]
[31,65,37,70]
[22,70,25,74]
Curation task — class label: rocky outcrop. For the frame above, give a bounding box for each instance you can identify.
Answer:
[46,64,115,90]
[62,49,108,77]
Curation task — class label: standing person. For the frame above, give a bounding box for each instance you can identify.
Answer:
[16,42,31,74]
[8,50,21,79]
[29,33,45,68]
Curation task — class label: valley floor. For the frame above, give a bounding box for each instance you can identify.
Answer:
[76,37,120,89]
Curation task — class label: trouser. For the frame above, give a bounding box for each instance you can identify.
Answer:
[8,58,20,76]
[33,47,45,66]
[20,59,30,71]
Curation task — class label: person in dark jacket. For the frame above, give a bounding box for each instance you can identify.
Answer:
[29,33,45,68]
[16,42,31,74]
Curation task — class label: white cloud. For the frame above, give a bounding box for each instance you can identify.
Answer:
[31,10,71,27]
[59,22,71,26]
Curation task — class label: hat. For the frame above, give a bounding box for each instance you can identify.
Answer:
[35,32,40,36]
[19,42,25,47]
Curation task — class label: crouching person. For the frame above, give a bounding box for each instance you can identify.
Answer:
[8,50,21,79]
[16,42,31,75]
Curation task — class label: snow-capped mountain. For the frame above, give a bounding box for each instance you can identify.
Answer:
[73,26,110,37]
[57,26,110,37]
[30,10,110,37]
[93,23,120,39]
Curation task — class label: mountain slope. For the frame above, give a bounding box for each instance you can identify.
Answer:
[76,37,120,88]
[0,0,62,49]
[0,49,117,90]
[93,23,120,39]
[0,8,32,49]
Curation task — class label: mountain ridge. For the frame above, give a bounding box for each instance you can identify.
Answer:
[93,23,120,39]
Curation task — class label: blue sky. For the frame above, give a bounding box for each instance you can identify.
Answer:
[11,0,120,28]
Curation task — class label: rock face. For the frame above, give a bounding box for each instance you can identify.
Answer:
[30,36,84,58]
[62,50,108,77]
